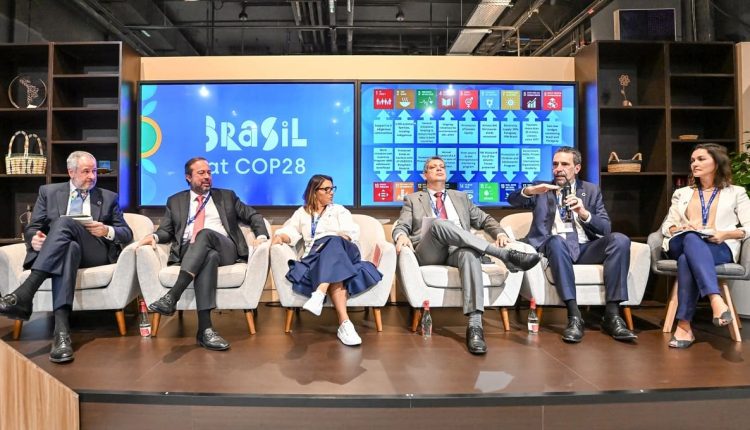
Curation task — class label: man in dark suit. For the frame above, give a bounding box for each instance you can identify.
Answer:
[393,156,540,355]
[507,146,636,343]
[138,157,269,351]
[0,151,133,363]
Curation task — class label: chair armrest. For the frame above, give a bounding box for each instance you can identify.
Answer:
[359,240,397,307]
[396,247,430,308]
[646,230,665,273]
[0,243,27,295]
[623,241,651,306]
[105,242,141,309]
[136,244,168,305]
[270,243,298,306]
[738,238,750,279]
[236,240,271,307]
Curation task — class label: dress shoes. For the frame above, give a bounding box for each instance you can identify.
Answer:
[562,316,585,343]
[503,250,542,273]
[148,294,177,316]
[197,328,230,351]
[601,314,637,342]
[466,326,487,355]
[49,331,74,363]
[0,294,32,321]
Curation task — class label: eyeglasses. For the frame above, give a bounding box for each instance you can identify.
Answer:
[316,186,337,193]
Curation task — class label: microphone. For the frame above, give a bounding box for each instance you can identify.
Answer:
[560,179,572,221]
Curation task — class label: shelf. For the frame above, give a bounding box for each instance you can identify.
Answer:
[52,75,119,108]
[671,138,736,144]
[0,174,46,179]
[670,106,735,111]
[51,173,117,178]
[53,73,119,79]
[0,107,47,113]
[670,73,734,78]
[52,107,119,112]
[669,42,735,74]
[0,238,23,245]
[601,172,667,176]
[52,140,118,145]
[53,43,120,75]
[600,106,666,111]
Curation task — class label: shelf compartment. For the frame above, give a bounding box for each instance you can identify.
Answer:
[671,141,736,174]
[52,75,119,108]
[600,175,670,238]
[670,75,735,107]
[670,109,736,141]
[53,43,120,75]
[0,177,45,239]
[49,144,119,175]
[597,42,666,107]
[51,110,118,142]
[598,108,667,173]
[669,43,735,74]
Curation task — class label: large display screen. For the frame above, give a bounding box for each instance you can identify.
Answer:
[360,82,577,207]
[138,82,355,206]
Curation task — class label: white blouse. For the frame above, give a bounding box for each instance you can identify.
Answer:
[275,204,359,257]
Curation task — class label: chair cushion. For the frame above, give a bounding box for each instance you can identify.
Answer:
[158,263,248,289]
[656,259,745,277]
[420,264,508,288]
[24,264,116,291]
[544,264,603,286]
[655,259,677,273]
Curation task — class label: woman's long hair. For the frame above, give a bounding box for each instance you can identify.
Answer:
[688,143,732,189]
[302,174,333,214]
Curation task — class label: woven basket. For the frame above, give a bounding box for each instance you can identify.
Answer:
[607,152,642,173]
[5,131,47,175]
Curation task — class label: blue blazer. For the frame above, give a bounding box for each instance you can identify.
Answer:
[507,180,612,250]
[23,182,133,269]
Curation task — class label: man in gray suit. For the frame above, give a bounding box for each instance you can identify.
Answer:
[393,156,540,354]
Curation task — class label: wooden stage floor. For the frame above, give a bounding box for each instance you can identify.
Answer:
[3,303,750,428]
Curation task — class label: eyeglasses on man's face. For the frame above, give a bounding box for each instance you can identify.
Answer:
[316,186,337,193]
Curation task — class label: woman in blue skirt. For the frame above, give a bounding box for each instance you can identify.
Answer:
[272,174,382,346]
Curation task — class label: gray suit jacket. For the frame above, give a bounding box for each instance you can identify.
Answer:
[391,189,506,247]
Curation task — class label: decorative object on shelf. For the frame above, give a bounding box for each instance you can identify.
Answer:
[5,131,47,175]
[607,152,642,173]
[678,134,699,141]
[97,160,112,174]
[730,131,750,199]
[618,74,633,107]
[7,75,47,108]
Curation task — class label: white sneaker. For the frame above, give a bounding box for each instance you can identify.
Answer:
[337,320,362,346]
[302,291,325,316]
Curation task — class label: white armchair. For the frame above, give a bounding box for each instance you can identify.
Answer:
[0,213,154,339]
[396,230,524,332]
[136,219,271,336]
[500,212,650,330]
[270,214,396,333]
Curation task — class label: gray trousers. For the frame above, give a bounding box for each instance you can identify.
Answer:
[414,220,490,315]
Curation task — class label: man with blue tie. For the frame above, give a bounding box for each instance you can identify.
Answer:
[0,151,133,362]
[393,156,540,354]
[507,147,636,343]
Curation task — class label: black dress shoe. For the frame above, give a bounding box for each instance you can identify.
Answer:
[601,314,637,342]
[148,294,177,316]
[49,332,74,363]
[503,250,542,273]
[197,328,230,351]
[0,294,32,321]
[562,316,584,343]
[466,326,487,355]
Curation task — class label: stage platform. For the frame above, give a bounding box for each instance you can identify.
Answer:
[3,304,750,429]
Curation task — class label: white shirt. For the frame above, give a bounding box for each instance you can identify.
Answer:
[549,182,590,244]
[67,181,115,241]
[181,190,228,243]
[275,204,359,257]
[427,188,461,228]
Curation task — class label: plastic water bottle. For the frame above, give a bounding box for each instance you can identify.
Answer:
[527,298,539,334]
[138,298,152,337]
[421,300,432,338]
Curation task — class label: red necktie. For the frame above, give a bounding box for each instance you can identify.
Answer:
[435,192,448,220]
[190,195,205,244]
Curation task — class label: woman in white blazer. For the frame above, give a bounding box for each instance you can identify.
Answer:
[660,143,750,348]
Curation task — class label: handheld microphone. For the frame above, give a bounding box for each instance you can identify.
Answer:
[560,179,572,221]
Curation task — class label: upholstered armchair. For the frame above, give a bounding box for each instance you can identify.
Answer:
[136,219,272,336]
[648,229,749,341]
[0,213,154,339]
[396,229,524,332]
[500,212,650,330]
[270,214,396,333]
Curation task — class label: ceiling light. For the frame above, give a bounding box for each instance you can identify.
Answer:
[239,1,249,21]
[395,5,405,22]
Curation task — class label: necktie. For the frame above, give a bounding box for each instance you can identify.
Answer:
[69,189,86,215]
[434,192,447,220]
[565,230,580,261]
[190,195,205,244]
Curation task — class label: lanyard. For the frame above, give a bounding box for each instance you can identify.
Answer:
[430,192,446,217]
[698,186,719,227]
[187,192,211,226]
[311,213,322,238]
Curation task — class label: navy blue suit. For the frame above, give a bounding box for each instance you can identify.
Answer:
[23,182,133,310]
[507,180,630,303]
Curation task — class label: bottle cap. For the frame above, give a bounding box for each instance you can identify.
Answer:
[530,298,536,309]
[422,299,430,309]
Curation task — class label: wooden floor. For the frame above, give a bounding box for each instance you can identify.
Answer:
[3,303,750,429]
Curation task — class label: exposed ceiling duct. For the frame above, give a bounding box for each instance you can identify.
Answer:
[448,0,513,55]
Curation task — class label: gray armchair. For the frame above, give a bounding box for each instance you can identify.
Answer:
[0,213,154,339]
[647,230,750,341]
[136,219,272,336]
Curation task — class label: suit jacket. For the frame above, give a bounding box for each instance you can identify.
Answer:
[660,185,750,262]
[507,180,611,250]
[155,188,269,265]
[391,189,506,247]
[23,182,133,269]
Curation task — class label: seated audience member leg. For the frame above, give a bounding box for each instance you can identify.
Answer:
[302,282,328,316]
[329,281,362,346]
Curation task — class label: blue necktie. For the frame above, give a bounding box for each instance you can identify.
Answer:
[565,229,580,262]
[69,189,86,215]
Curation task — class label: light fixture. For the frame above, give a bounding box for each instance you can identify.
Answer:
[238,1,249,21]
[395,5,405,22]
